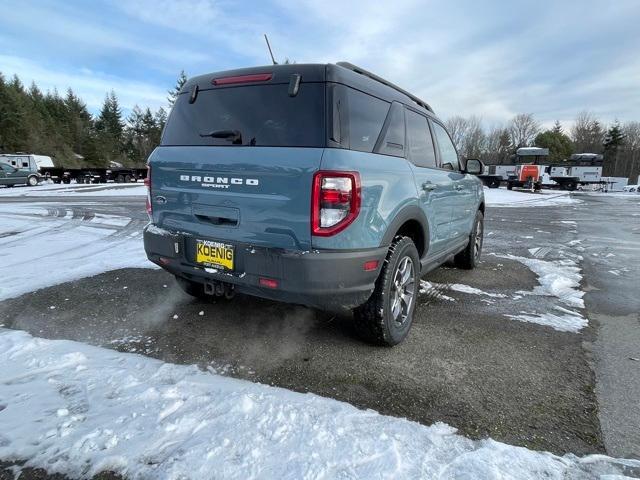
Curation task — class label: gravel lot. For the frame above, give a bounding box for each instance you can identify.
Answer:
[0,191,639,479]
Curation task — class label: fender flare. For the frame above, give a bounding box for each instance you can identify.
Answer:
[380,204,430,258]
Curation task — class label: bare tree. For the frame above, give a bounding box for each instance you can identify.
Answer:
[482,126,513,164]
[571,111,605,153]
[445,116,469,153]
[508,113,540,148]
[461,116,485,159]
[446,115,485,159]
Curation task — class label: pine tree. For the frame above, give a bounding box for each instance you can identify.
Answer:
[552,120,563,134]
[168,70,187,106]
[603,121,626,176]
[534,128,573,162]
[604,121,624,152]
[497,129,512,164]
[95,91,125,164]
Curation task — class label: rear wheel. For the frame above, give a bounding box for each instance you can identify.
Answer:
[454,210,484,270]
[124,174,132,183]
[27,175,39,187]
[353,236,419,346]
[507,182,513,190]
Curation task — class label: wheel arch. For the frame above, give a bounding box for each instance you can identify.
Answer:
[380,205,430,259]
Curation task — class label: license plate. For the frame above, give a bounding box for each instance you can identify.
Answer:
[195,239,234,270]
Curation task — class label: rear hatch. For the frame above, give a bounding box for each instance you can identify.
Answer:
[149,71,326,251]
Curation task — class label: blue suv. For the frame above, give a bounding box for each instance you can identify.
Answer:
[144,62,484,345]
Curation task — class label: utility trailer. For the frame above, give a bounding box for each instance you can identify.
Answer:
[505,147,549,191]
[477,165,513,188]
[548,154,604,191]
[40,167,147,184]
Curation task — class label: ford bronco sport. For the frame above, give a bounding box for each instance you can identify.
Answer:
[144,62,484,346]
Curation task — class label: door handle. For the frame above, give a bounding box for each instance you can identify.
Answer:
[422,183,437,191]
[454,184,464,191]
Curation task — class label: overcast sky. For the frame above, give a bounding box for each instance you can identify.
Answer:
[1,0,638,128]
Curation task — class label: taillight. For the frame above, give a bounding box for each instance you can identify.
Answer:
[312,171,361,236]
[144,165,152,218]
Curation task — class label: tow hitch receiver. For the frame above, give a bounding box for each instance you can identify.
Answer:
[204,280,235,299]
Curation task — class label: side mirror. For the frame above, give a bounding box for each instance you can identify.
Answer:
[465,158,483,175]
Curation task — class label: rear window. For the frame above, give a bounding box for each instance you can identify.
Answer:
[162,83,325,147]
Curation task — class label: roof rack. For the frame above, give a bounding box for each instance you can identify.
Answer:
[336,62,434,113]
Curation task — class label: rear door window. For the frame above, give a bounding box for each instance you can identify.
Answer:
[162,83,325,147]
[432,122,460,170]
[405,110,437,168]
[331,85,390,153]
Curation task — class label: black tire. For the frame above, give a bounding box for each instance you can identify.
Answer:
[125,174,132,183]
[175,276,208,299]
[353,236,420,346]
[507,182,513,190]
[565,181,576,191]
[454,210,484,270]
[116,175,124,183]
[27,175,39,187]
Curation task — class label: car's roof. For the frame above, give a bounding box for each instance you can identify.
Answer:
[182,63,437,120]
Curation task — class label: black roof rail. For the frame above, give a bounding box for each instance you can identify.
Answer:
[336,61,434,113]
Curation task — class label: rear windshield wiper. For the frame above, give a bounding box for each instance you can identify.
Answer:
[199,129,242,145]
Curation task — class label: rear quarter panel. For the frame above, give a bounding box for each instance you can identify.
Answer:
[314,149,420,250]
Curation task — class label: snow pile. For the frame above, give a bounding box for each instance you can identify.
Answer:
[1,329,638,480]
[0,204,154,300]
[484,187,580,208]
[497,254,584,309]
[493,253,587,333]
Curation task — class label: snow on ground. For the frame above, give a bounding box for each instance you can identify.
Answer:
[0,203,154,301]
[432,282,507,298]
[1,329,638,480]
[419,280,455,301]
[497,254,584,309]
[504,311,588,333]
[484,187,581,208]
[492,253,587,333]
[0,182,146,197]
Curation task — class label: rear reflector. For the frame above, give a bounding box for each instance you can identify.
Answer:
[212,73,273,86]
[259,277,279,289]
[363,260,379,271]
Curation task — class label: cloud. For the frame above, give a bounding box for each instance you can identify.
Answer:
[0,55,168,113]
[1,0,639,126]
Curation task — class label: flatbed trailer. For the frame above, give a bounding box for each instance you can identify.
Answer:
[40,167,147,184]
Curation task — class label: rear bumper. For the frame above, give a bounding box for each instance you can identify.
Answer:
[143,224,387,311]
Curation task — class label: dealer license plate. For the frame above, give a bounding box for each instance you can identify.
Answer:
[195,239,234,270]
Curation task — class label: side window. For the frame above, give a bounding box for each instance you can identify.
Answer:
[405,110,437,168]
[331,85,389,153]
[374,102,405,157]
[432,122,459,170]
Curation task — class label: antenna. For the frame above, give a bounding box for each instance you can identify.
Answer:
[264,34,277,65]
